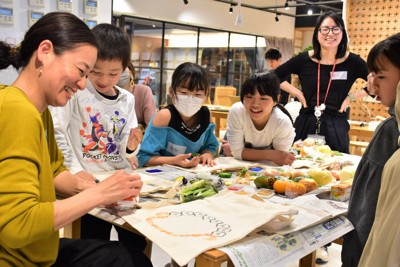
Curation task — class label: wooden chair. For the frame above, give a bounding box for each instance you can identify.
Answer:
[349,139,369,156]
[227,95,240,106]
[213,86,237,106]
[213,86,237,129]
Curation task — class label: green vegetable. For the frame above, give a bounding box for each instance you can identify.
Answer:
[180,180,217,202]
[191,153,201,157]
[218,172,232,178]
[332,150,343,156]
[237,168,248,177]
[254,176,275,189]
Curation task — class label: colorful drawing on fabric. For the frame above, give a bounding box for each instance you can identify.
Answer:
[146,211,232,240]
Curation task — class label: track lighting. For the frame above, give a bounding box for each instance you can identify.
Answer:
[183,0,188,4]
[275,13,279,22]
[229,3,233,14]
[284,0,289,10]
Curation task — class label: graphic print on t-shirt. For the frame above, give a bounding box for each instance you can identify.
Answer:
[79,106,126,164]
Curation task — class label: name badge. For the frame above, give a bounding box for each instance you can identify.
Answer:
[332,71,348,80]
[166,141,186,155]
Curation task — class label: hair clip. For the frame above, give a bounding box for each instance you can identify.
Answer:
[10,46,19,57]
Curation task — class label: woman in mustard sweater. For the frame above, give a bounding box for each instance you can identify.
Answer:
[0,12,149,267]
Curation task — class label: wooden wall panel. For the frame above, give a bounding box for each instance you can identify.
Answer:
[347,0,399,122]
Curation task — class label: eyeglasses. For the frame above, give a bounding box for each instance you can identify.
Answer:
[319,26,342,35]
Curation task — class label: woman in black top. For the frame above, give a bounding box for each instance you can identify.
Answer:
[274,11,369,153]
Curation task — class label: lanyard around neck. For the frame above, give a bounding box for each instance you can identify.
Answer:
[317,59,337,107]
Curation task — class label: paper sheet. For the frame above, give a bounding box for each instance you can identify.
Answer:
[220,215,353,267]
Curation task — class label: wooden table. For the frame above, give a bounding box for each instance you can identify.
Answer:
[68,164,353,267]
[348,122,378,155]
[349,123,376,139]
[196,249,316,267]
[209,107,229,138]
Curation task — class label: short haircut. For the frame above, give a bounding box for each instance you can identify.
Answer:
[367,32,400,73]
[264,48,282,60]
[240,71,280,102]
[91,24,131,69]
[240,71,293,123]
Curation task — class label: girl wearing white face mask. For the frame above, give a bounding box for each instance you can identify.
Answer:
[137,62,219,168]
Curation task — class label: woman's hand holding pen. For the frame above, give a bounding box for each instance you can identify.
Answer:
[95,170,143,206]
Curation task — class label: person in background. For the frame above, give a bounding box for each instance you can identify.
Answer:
[137,62,219,168]
[274,10,369,154]
[357,81,400,266]
[264,48,290,105]
[221,71,296,166]
[117,62,157,131]
[0,12,147,267]
[274,10,368,264]
[342,33,400,267]
[50,23,152,267]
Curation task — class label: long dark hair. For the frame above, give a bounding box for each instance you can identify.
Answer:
[367,33,400,72]
[312,11,348,60]
[0,12,98,71]
[240,71,293,123]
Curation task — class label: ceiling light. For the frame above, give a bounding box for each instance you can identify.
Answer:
[307,8,313,15]
[229,3,233,14]
[275,13,280,22]
[235,12,242,25]
[183,0,188,4]
[284,1,289,10]
[235,0,243,26]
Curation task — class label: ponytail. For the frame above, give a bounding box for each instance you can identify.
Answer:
[0,42,20,70]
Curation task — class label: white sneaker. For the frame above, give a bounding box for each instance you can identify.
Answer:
[316,246,329,264]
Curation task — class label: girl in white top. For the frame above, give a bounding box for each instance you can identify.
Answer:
[222,71,296,166]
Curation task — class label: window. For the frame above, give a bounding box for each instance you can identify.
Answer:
[114,15,266,106]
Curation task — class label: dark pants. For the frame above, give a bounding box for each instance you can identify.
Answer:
[294,113,350,153]
[54,238,145,267]
[80,214,152,267]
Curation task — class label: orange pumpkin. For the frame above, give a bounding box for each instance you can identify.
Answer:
[298,178,318,193]
[273,180,290,194]
[285,181,307,198]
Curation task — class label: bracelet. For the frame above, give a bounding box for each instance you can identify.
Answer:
[348,92,356,102]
